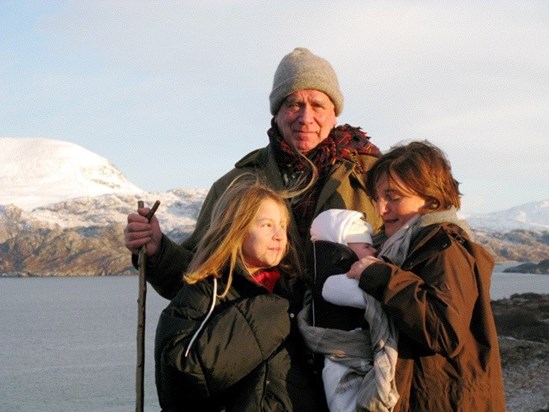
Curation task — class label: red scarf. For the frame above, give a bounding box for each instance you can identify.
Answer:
[253,269,281,293]
[268,120,381,239]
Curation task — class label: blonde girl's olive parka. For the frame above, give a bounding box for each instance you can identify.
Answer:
[144,144,382,299]
[359,223,506,411]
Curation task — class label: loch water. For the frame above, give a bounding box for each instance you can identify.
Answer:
[1,266,548,412]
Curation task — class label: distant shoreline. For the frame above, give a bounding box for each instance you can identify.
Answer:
[503,259,549,274]
[4,270,549,302]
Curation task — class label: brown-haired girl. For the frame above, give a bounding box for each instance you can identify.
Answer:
[347,140,505,411]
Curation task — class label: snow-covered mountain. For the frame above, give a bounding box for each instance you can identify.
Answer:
[0,138,210,276]
[465,200,549,232]
[0,137,143,211]
[0,137,547,276]
[2,137,548,232]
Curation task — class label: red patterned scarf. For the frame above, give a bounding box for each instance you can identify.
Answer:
[268,120,381,240]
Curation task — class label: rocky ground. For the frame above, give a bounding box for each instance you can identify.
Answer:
[493,293,549,411]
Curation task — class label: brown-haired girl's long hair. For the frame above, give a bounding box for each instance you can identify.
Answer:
[184,174,302,298]
[366,140,462,212]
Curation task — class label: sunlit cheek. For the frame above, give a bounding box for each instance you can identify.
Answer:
[280,110,299,123]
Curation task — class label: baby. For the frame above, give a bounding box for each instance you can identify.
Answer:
[304,209,398,412]
[310,209,377,317]
[310,209,378,312]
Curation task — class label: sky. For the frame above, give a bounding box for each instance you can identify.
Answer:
[1,1,548,215]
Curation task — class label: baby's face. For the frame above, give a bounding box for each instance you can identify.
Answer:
[348,242,377,259]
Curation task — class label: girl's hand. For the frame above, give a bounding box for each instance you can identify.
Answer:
[347,256,381,279]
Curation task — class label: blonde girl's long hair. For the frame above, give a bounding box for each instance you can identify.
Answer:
[184,174,302,298]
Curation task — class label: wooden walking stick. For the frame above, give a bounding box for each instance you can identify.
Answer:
[136,200,160,412]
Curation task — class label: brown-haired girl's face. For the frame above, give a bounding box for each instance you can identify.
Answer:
[242,198,288,274]
[375,173,427,237]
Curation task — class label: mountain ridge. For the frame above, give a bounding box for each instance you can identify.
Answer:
[1,137,548,276]
[465,199,549,232]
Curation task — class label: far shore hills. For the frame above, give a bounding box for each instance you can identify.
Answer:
[504,259,549,274]
[2,258,549,278]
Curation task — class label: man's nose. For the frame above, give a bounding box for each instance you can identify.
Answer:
[298,104,314,123]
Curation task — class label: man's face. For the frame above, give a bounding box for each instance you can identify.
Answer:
[274,90,337,154]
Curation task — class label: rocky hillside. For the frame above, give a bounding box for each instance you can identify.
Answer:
[1,195,548,277]
[473,229,549,264]
[1,138,547,277]
[0,203,130,276]
[0,191,205,277]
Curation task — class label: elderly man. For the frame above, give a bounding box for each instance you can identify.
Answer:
[124,47,382,299]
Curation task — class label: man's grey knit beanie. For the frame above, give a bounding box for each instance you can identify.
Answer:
[269,47,344,116]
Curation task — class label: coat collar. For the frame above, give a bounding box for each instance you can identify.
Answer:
[401,224,460,270]
[234,145,366,214]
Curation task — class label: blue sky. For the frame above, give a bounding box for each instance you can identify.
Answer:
[1,1,548,214]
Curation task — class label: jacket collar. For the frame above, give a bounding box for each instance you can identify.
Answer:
[314,158,365,216]
[234,145,365,215]
[402,223,469,270]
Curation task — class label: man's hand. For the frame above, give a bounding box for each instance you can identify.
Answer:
[124,207,162,256]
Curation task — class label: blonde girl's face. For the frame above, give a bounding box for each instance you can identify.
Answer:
[242,198,288,274]
[375,173,427,238]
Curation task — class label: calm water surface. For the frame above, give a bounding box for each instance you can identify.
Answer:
[1,267,548,411]
[0,276,165,411]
